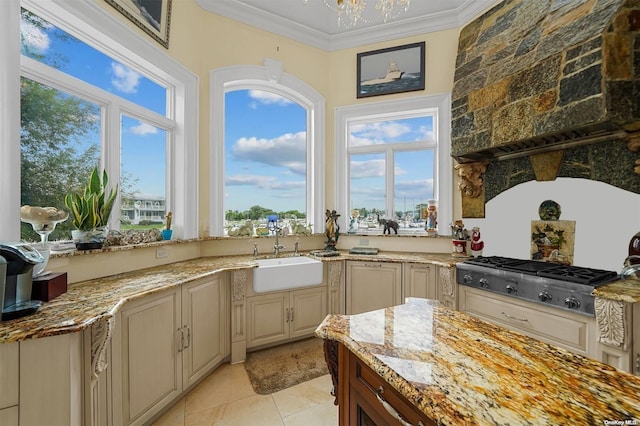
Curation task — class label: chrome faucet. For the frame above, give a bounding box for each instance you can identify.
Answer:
[274,228,285,256]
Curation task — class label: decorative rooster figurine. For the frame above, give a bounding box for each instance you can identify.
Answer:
[470,226,484,257]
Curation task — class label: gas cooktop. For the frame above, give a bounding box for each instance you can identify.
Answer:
[456,256,619,316]
[459,256,619,286]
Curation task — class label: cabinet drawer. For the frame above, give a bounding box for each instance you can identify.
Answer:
[462,287,591,354]
[349,352,434,426]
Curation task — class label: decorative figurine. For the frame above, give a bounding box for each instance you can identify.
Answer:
[325,209,340,250]
[348,209,359,234]
[470,226,484,257]
[425,199,437,236]
[376,213,399,235]
[451,220,469,256]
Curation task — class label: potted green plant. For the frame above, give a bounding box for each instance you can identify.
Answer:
[64,167,118,250]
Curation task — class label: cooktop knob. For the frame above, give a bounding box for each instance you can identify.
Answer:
[538,291,552,302]
[506,285,517,294]
[564,297,581,309]
[479,278,489,289]
[463,274,472,284]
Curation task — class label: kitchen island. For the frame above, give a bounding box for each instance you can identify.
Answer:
[316,297,640,425]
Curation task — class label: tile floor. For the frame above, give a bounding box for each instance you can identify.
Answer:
[152,362,338,425]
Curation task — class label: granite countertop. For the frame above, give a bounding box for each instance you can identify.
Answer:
[308,250,464,267]
[316,298,640,425]
[593,277,640,303]
[0,255,257,343]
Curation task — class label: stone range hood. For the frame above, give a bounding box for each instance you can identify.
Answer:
[451,0,640,217]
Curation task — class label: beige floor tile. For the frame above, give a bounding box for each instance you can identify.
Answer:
[282,400,338,426]
[185,363,256,415]
[185,394,284,426]
[272,374,335,418]
[152,397,185,426]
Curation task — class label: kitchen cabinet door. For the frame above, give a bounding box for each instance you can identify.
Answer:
[403,263,436,300]
[118,288,182,425]
[290,286,327,339]
[346,261,402,315]
[246,293,288,349]
[182,275,229,388]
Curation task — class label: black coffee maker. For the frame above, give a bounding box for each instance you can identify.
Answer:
[0,242,44,321]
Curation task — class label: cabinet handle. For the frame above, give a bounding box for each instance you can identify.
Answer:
[285,308,289,323]
[177,329,184,352]
[376,387,423,426]
[290,307,294,322]
[183,325,191,349]
[501,312,529,322]
[635,353,639,375]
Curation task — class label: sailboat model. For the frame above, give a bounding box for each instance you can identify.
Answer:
[361,61,404,86]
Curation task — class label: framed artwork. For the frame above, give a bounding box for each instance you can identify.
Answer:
[356,41,425,98]
[530,220,576,265]
[105,0,172,48]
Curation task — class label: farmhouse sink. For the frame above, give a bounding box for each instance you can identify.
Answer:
[253,256,323,293]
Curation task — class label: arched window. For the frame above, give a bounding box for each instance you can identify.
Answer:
[209,61,325,236]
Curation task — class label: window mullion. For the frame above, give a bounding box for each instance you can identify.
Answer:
[386,146,394,219]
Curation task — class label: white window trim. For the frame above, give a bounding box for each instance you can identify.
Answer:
[209,62,325,236]
[334,94,453,236]
[0,0,199,240]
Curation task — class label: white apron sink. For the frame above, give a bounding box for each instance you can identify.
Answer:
[253,256,323,293]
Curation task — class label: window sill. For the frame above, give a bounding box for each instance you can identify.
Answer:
[49,237,200,258]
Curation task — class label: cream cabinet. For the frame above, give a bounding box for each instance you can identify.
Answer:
[246,285,327,349]
[459,286,596,358]
[0,342,19,426]
[114,274,229,425]
[403,263,436,300]
[346,261,402,315]
[182,274,228,388]
[116,287,182,426]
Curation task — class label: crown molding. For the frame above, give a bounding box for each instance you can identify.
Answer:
[194,0,498,52]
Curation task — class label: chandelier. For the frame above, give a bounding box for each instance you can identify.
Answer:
[320,0,412,28]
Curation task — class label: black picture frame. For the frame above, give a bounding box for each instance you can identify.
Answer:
[356,41,425,98]
[105,0,172,49]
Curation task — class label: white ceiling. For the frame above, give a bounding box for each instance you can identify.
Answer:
[193,0,499,51]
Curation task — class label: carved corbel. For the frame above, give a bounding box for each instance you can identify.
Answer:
[594,298,627,350]
[625,133,640,174]
[91,317,115,383]
[454,161,489,218]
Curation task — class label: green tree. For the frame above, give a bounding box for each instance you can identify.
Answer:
[19,10,100,241]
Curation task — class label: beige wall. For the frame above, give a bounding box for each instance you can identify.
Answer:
[51,1,466,283]
[162,0,463,238]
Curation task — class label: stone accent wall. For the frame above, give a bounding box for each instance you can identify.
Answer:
[451,0,640,208]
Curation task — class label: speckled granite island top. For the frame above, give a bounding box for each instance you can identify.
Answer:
[316,298,640,425]
[0,255,257,343]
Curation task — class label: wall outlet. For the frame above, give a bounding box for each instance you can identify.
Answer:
[359,238,369,246]
[156,248,169,259]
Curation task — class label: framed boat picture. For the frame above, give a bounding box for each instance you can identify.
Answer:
[105,0,172,48]
[356,42,425,98]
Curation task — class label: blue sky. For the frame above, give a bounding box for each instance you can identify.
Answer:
[21,9,434,217]
[21,11,167,198]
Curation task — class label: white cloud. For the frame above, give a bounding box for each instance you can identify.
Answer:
[130,122,158,136]
[349,121,413,146]
[248,90,293,106]
[231,131,307,175]
[111,62,141,94]
[350,159,385,179]
[225,174,304,192]
[21,18,51,52]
